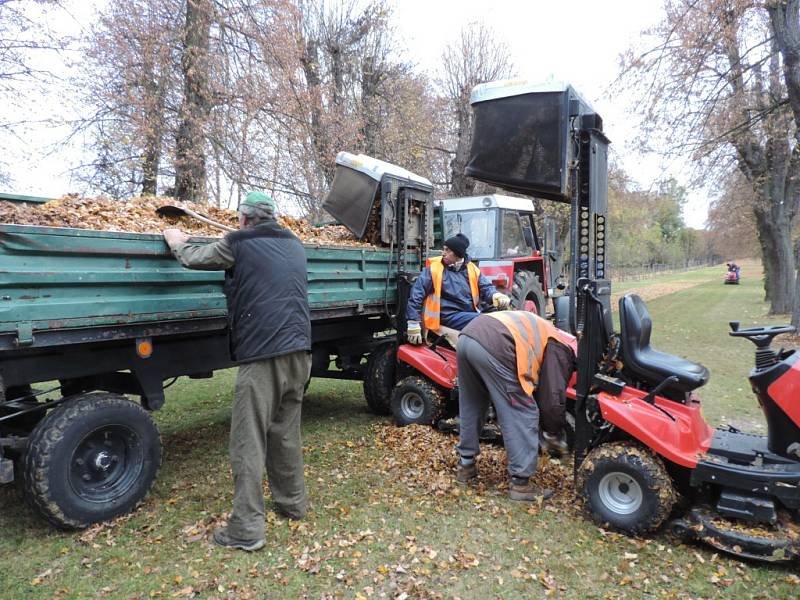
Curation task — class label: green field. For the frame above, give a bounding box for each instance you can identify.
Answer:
[2,261,799,599]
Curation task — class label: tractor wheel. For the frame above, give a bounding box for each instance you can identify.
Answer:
[23,392,162,529]
[363,343,396,415]
[390,376,444,426]
[578,442,676,535]
[510,270,546,315]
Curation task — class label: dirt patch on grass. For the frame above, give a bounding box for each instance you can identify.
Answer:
[611,281,703,306]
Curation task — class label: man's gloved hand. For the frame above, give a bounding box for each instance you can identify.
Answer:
[407,321,423,345]
[163,228,190,249]
[492,292,511,309]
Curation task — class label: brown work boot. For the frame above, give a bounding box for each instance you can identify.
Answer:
[508,478,554,502]
[455,462,478,484]
[540,430,569,457]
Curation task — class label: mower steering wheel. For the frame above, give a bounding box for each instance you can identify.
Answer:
[728,322,795,349]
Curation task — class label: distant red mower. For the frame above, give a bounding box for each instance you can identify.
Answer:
[724,262,741,284]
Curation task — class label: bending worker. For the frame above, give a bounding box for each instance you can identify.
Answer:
[405,232,510,343]
[455,310,576,501]
[163,191,311,552]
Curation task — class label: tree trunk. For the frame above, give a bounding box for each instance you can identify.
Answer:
[767,1,800,319]
[757,227,774,304]
[755,209,795,314]
[174,0,212,203]
[793,238,800,328]
[450,95,475,197]
[141,117,162,196]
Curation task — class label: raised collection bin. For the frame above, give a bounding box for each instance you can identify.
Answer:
[466,79,601,202]
[322,152,433,245]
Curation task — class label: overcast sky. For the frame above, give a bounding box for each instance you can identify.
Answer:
[2,0,710,227]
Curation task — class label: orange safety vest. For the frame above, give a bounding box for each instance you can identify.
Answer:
[422,256,481,331]
[486,311,568,395]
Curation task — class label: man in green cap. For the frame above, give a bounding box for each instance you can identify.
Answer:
[163,191,312,552]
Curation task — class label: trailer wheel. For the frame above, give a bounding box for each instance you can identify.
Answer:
[578,442,676,535]
[23,392,162,529]
[363,343,396,415]
[390,376,444,426]
[510,270,546,315]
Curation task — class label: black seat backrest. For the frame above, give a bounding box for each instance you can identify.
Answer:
[618,293,710,394]
[620,294,652,356]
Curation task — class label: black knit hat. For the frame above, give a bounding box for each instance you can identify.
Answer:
[444,233,469,258]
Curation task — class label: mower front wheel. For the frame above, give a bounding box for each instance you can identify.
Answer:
[578,442,676,535]
[390,376,444,426]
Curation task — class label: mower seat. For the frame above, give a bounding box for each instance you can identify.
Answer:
[619,294,709,393]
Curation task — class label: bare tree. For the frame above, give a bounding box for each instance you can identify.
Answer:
[620,0,798,314]
[174,0,214,202]
[439,22,512,197]
[706,170,760,260]
[766,0,800,326]
[212,0,444,218]
[0,0,69,184]
[68,0,445,213]
[72,0,182,198]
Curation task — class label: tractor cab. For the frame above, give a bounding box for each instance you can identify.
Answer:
[441,195,539,260]
[438,194,560,315]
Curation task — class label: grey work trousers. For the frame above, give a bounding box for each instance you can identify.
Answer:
[227,350,311,540]
[456,335,540,479]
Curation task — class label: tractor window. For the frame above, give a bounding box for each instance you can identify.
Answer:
[444,210,496,259]
[501,211,527,257]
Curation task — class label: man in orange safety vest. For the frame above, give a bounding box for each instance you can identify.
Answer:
[405,233,510,344]
[454,310,576,501]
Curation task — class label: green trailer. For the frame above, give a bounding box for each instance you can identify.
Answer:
[0,221,423,528]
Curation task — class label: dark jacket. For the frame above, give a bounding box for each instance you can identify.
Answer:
[405,255,496,322]
[224,220,311,363]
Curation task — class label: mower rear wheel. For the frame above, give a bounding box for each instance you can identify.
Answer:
[578,442,676,535]
[390,376,444,426]
[510,270,545,315]
[363,343,396,415]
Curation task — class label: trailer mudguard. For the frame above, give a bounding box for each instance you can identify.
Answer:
[595,387,714,468]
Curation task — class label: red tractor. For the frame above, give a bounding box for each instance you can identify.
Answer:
[437,194,564,317]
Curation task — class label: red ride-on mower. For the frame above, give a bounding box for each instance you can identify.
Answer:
[724,263,741,284]
[388,313,577,446]
[576,292,800,563]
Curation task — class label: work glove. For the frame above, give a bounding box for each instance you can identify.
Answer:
[407,320,423,345]
[492,292,511,309]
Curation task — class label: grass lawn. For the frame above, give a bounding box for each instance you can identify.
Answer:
[1,259,799,599]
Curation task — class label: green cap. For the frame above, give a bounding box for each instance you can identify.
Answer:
[241,191,276,210]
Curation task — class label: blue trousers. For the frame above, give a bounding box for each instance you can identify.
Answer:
[441,311,480,330]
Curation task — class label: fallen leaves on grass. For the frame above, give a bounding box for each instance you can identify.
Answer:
[371,423,575,510]
[611,282,704,306]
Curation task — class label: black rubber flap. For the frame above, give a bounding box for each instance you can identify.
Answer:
[322,166,380,238]
[466,91,570,202]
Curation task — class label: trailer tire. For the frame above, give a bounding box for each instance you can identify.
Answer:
[390,376,444,426]
[578,442,676,535]
[510,270,546,315]
[363,343,396,415]
[23,392,162,529]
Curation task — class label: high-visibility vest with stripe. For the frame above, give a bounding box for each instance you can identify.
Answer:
[422,256,481,331]
[485,311,566,395]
